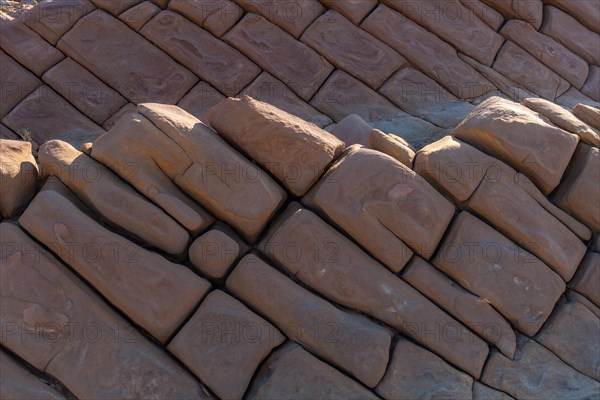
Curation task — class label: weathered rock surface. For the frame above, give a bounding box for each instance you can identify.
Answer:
[376,337,474,400]
[205,96,344,196]
[362,4,496,99]
[119,1,161,31]
[39,139,190,255]
[189,224,246,280]
[567,289,600,319]
[141,11,259,96]
[569,252,600,308]
[90,112,214,234]
[329,114,372,146]
[0,139,38,218]
[0,50,41,118]
[433,212,565,336]
[481,0,543,29]
[454,96,579,194]
[573,104,600,131]
[89,0,144,15]
[301,10,406,89]
[246,342,379,400]
[19,178,210,342]
[544,0,600,34]
[304,146,455,271]
[582,66,600,102]
[57,10,198,104]
[0,350,65,400]
[318,0,377,24]
[459,0,504,30]
[227,254,393,388]
[260,204,489,377]
[473,382,515,400]
[137,103,286,243]
[168,0,243,37]
[177,82,225,123]
[101,103,137,130]
[0,222,210,399]
[557,88,600,110]
[402,257,515,358]
[524,98,600,147]
[368,129,415,167]
[22,0,95,44]
[482,335,600,400]
[169,290,284,400]
[224,14,333,101]
[553,144,600,232]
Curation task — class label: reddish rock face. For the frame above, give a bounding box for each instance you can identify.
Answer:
[569,253,600,309]
[168,0,243,37]
[318,0,377,24]
[0,350,66,400]
[304,145,455,271]
[119,1,161,31]
[168,290,285,400]
[177,82,225,123]
[573,103,600,131]
[227,254,393,388]
[481,0,542,29]
[544,0,600,34]
[376,337,474,400]
[22,0,95,45]
[205,96,344,196]
[0,50,41,119]
[368,129,415,168]
[329,114,372,147]
[189,224,246,280]
[0,140,38,219]
[582,65,600,102]
[246,342,379,400]
[433,212,565,336]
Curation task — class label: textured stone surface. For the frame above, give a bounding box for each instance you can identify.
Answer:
[189,225,245,280]
[260,204,489,377]
[553,144,600,232]
[329,113,372,146]
[227,254,393,388]
[138,103,286,243]
[459,0,504,30]
[119,1,160,31]
[205,96,344,196]
[101,102,137,130]
[0,350,65,400]
[318,0,377,24]
[39,139,190,255]
[582,65,600,102]
[0,50,41,118]
[177,82,225,123]
[304,146,455,271]
[57,10,198,104]
[362,4,496,99]
[433,211,565,336]
[573,104,600,131]
[0,222,209,399]
[22,0,95,44]
[544,0,600,34]
[168,0,243,37]
[473,382,514,400]
[536,298,600,380]
[246,342,379,400]
[0,139,38,218]
[141,11,260,96]
[567,289,600,319]
[482,335,600,400]
[402,257,515,358]
[557,88,600,110]
[169,290,284,400]
[481,0,542,29]
[19,179,210,343]
[376,337,474,400]
[43,58,128,124]
[569,253,600,308]
[89,0,144,15]
[301,10,406,89]
[454,96,579,194]
[368,129,415,167]
[224,14,333,101]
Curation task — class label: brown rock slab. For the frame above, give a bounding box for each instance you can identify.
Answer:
[119,1,160,31]
[381,0,504,66]
[169,290,284,400]
[329,113,372,147]
[141,11,259,97]
[454,96,579,194]
[137,103,286,243]
[90,112,215,234]
[233,0,324,38]
[43,58,128,124]
[0,139,38,219]
[473,382,514,400]
[0,11,64,76]
[0,350,65,400]
[0,123,20,141]
[569,252,600,308]
[226,254,393,388]
[544,0,600,34]
[524,97,600,147]
[536,298,600,380]
[89,0,143,15]
[301,10,406,89]
[433,212,566,336]
[402,257,516,358]
[101,102,137,130]
[368,129,415,168]
[500,20,589,89]
[481,0,542,29]
[304,146,455,271]
[189,224,247,280]
[582,66,600,102]
[362,4,496,99]
[239,72,332,128]
[2,85,104,149]
[22,0,95,44]
[168,0,243,37]
[224,14,333,101]
[57,10,198,104]
[573,103,600,131]
[205,96,344,196]
[376,337,474,400]
[481,335,600,400]
[493,41,570,101]
[246,342,379,400]
[541,6,600,66]
[553,144,600,231]
[380,67,475,128]
[260,204,489,377]
[459,0,504,30]
[177,82,225,124]
[20,179,210,342]
[567,289,600,319]
[39,139,190,255]
[318,0,377,24]
[0,50,41,118]
[557,88,600,111]
[0,222,209,399]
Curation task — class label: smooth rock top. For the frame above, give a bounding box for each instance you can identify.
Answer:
[0,139,38,219]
